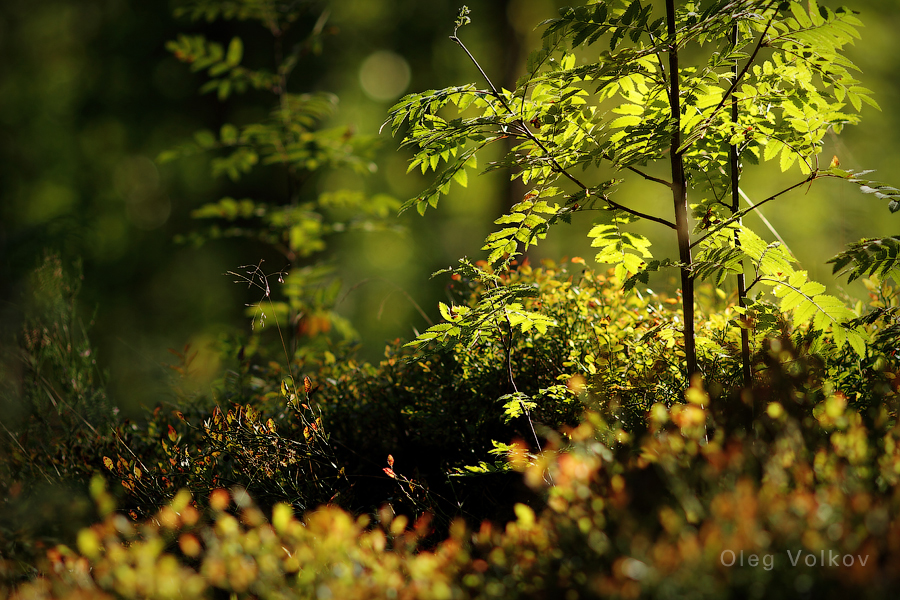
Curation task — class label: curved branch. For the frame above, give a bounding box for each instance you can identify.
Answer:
[690,173,816,249]
[684,5,778,152]
[452,33,675,229]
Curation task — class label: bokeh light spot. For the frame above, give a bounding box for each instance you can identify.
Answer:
[359,51,410,102]
[114,155,171,230]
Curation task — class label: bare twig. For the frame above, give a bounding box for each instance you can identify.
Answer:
[336,277,434,327]
[690,174,815,249]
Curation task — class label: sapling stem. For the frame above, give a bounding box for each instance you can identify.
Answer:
[666,0,698,377]
[730,22,753,389]
[689,5,778,148]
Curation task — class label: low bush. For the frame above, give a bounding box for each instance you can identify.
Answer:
[4,253,899,598]
[6,349,900,599]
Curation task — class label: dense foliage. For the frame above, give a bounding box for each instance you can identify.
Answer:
[3,0,900,598]
[388,0,897,380]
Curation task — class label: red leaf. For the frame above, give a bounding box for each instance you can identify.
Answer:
[383,468,396,479]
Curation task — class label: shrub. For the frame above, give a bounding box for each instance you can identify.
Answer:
[6,348,900,600]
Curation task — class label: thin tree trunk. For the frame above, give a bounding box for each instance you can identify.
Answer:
[666,0,697,377]
[730,23,752,388]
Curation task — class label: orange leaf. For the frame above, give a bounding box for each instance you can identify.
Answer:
[168,424,178,442]
[304,376,312,394]
[383,468,397,479]
[103,456,114,472]
[387,454,394,468]
[179,533,202,558]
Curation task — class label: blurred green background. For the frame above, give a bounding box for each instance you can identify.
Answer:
[1,0,897,416]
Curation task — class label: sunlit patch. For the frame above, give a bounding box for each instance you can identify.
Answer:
[363,233,412,271]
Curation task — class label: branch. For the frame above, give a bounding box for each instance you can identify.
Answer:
[450,35,515,115]
[451,33,676,229]
[570,118,673,189]
[690,173,816,249]
[625,164,673,188]
[738,186,794,257]
[684,5,778,151]
[647,30,668,88]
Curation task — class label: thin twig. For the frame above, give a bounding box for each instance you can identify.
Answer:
[625,164,674,188]
[451,33,676,230]
[686,4,778,151]
[737,186,795,257]
[0,418,54,484]
[486,282,543,455]
[336,277,434,326]
[690,174,816,249]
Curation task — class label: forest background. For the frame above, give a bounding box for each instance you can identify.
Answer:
[0,0,898,416]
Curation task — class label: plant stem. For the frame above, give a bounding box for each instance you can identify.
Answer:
[666,0,698,377]
[730,23,752,388]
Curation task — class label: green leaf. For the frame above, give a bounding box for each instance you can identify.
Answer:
[439,302,454,321]
[452,168,468,187]
[194,130,217,149]
[220,124,238,145]
[610,115,642,129]
[789,2,812,28]
[828,237,900,284]
[226,37,243,67]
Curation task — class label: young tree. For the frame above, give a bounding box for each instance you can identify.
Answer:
[387,0,898,385]
[161,0,400,361]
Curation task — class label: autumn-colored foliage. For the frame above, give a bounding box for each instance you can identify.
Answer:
[3,252,900,598]
[6,365,900,599]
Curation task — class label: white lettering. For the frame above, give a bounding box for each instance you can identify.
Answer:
[859,555,869,566]
[843,554,854,567]
[787,550,802,566]
[748,554,758,567]
[763,554,774,571]
[829,551,839,567]
[805,554,816,567]
[721,550,736,567]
